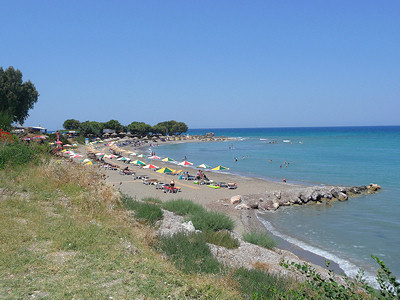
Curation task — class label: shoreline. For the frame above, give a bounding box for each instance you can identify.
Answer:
[77,137,365,277]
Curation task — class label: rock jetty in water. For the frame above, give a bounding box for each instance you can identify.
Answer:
[232,183,381,211]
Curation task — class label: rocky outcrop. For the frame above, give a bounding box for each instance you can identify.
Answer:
[240,184,381,211]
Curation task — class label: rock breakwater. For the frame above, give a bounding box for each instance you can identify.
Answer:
[233,183,381,211]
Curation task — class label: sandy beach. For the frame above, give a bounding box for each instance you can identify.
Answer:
[72,138,343,274]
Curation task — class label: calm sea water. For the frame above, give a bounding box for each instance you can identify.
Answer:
[154,126,400,282]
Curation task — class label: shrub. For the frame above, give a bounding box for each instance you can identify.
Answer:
[232,267,293,299]
[202,230,240,249]
[190,210,234,232]
[243,231,277,249]
[121,195,163,226]
[0,142,38,169]
[162,199,205,216]
[158,232,221,274]
[142,197,162,204]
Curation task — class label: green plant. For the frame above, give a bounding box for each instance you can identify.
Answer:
[190,210,234,232]
[121,195,163,225]
[162,199,205,216]
[372,255,400,299]
[0,142,38,169]
[280,260,374,299]
[142,197,162,204]
[202,230,240,249]
[243,231,277,249]
[158,232,221,274]
[232,267,293,299]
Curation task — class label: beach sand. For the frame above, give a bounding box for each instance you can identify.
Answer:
[75,140,343,274]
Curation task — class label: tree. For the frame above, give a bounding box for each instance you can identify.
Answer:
[154,120,188,135]
[128,121,152,136]
[79,121,103,137]
[104,119,123,133]
[63,119,81,130]
[0,66,39,126]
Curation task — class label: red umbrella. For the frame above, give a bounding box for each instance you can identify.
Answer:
[56,141,63,144]
[178,160,193,166]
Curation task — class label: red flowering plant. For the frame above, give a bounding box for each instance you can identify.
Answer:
[0,129,13,143]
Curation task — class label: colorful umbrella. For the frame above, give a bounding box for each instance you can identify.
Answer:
[131,160,146,166]
[149,155,161,160]
[81,159,91,163]
[162,157,174,162]
[156,167,175,173]
[117,157,130,161]
[96,152,105,156]
[137,154,146,158]
[143,164,159,169]
[212,165,230,171]
[84,161,93,165]
[197,163,211,168]
[178,161,193,166]
[129,152,139,156]
[73,154,83,158]
[56,141,63,144]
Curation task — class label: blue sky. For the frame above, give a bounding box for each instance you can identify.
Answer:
[1,1,399,130]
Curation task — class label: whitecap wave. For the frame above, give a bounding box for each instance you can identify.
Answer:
[256,214,379,288]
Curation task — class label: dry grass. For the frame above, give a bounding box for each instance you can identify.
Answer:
[0,159,241,299]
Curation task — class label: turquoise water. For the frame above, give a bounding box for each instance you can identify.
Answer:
[154,126,400,282]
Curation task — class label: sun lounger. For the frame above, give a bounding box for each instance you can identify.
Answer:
[227,183,237,189]
[162,184,181,193]
[143,178,159,185]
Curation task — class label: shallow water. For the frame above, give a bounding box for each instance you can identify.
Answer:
[155,126,400,282]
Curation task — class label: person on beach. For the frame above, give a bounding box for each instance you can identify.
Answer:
[170,179,175,187]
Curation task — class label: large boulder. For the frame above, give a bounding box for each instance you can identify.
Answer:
[230,195,242,205]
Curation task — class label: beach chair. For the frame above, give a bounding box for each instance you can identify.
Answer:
[227,183,238,189]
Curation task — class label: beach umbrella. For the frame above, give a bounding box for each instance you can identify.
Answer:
[157,167,175,174]
[64,144,72,147]
[56,141,63,144]
[197,163,211,168]
[109,154,118,158]
[73,154,83,158]
[84,161,93,165]
[172,169,182,175]
[131,160,146,166]
[149,155,161,160]
[64,151,71,154]
[96,152,105,156]
[137,154,146,158]
[129,152,139,156]
[61,149,67,153]
[212,165,230,171]
[117,157,130,161]
[81,159,91,163]
[162,157,174,162]
[178,160,193,166]
[143,164,159,169]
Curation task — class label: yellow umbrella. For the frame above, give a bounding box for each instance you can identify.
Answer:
[162,157,174,162]
[156,167,175,174]
[84,161,93,165]
[212,165,230,171]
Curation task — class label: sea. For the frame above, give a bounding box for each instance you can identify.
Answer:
[154,126,400,284]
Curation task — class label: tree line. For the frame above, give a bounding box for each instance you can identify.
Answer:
[63,119,188,137]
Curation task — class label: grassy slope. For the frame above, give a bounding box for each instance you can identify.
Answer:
[0,160,240,299]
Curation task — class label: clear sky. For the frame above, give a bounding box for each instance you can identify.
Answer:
[1,1,399,130]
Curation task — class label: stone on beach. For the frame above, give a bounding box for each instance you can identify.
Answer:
[230,195,242,205]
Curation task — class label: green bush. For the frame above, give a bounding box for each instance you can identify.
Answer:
[121,195,163,225]
[142,197,162,204]
[162,199,205,216]
[0,142,39,169]
[190,210,234,232]
[158,232,221,274]
[243,231,277,249]
[232,267,293,299]
[202,230,240,249]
